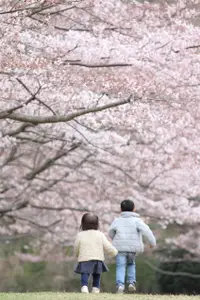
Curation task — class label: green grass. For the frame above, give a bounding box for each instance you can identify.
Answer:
[0,293,199,300]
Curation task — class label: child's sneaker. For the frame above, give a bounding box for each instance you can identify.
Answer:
[128,283,136,292]
[117,285,124,293]
[81,286,89,293]
[92,287,100,293]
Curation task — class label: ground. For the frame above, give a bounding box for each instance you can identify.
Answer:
[0,293,199,300]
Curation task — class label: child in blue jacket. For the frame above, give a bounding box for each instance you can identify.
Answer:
[108,199,156,293]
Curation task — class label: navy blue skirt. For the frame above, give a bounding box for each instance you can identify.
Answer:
[74,260,109,274]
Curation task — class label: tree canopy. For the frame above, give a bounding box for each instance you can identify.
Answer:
[0,0,200,255]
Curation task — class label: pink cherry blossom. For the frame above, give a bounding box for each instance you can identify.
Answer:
[0,0,200,256]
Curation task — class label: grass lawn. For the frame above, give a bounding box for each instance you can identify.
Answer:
[0,293,199,300]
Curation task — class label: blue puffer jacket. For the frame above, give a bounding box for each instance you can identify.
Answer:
[108,212,156,253]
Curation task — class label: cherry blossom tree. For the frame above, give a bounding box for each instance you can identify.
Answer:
[0,0,200,256]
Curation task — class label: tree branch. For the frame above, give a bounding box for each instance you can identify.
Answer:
[0,96,132,124]
[8,215,61,230]
[30,204,90,212]
[0,200,28,215]
[3,123,34,137]
[16,78,56,115]
[0,80,41,115]
[0,145,18,168]
[145,260,200,278]
[0,4,55,15]
[64,61,132,68]
[25,142,81,180]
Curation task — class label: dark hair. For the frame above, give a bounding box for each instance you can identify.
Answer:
[121,199,135,212]
[80,213,99,231]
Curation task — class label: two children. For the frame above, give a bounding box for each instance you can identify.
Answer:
[74,199,156,293]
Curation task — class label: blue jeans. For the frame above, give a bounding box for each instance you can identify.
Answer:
[81,273,100,288]
[116,252,136,287]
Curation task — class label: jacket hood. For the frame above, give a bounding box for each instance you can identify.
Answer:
[121,211,140,218]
